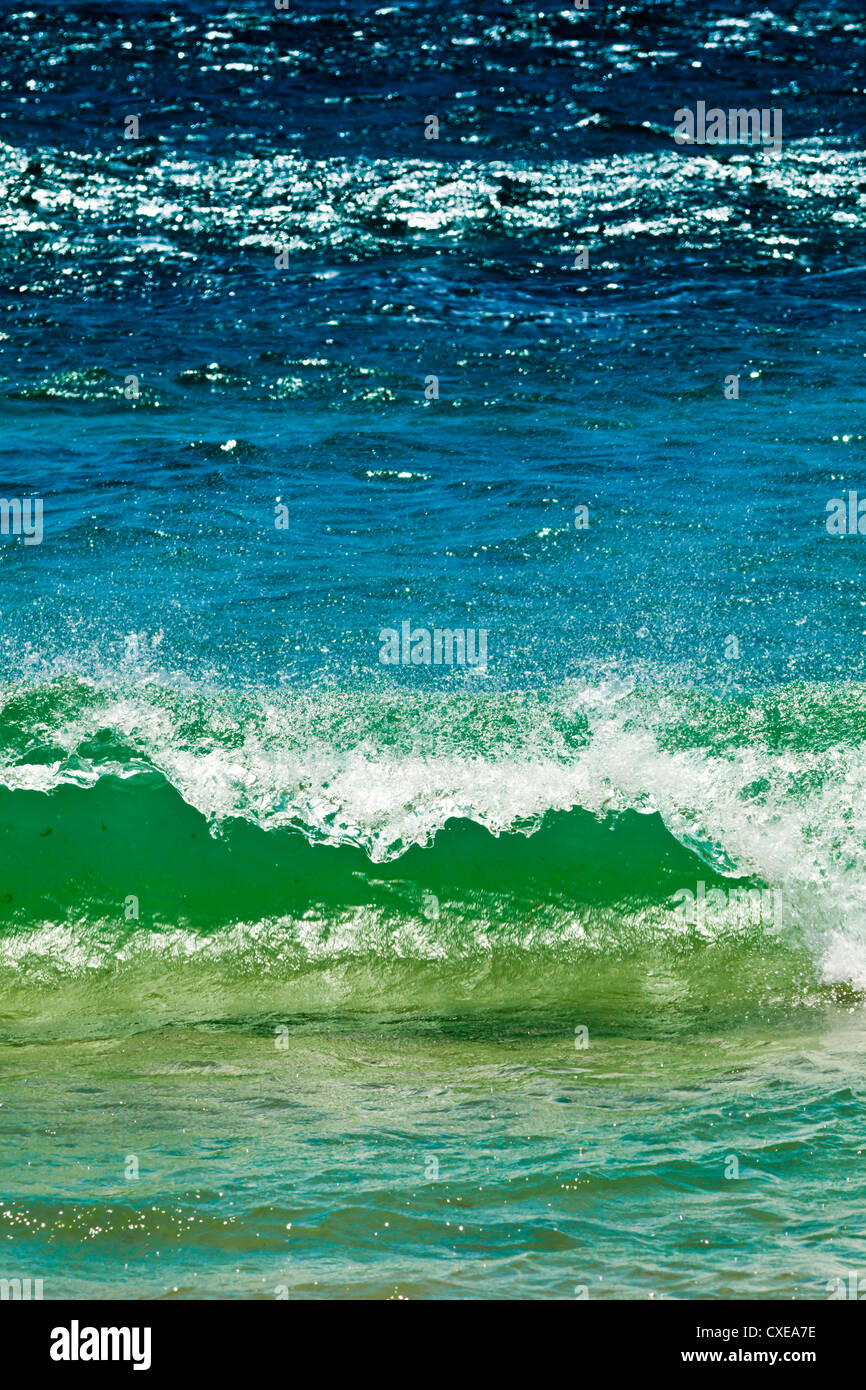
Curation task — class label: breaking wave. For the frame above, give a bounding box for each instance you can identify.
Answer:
[0,673,864,999]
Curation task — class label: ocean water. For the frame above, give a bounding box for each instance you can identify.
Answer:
[1,0,866,1300]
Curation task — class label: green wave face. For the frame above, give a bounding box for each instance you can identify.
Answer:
[0,674,862,1038]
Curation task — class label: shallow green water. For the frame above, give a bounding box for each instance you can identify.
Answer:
[3,987,865,1300]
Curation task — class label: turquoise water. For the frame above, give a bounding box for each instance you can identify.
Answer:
[3,967,866,1299]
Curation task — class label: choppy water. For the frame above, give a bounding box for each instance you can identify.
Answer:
[1,0,866,1300]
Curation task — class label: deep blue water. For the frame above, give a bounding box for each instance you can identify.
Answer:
[0,0,864,689]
